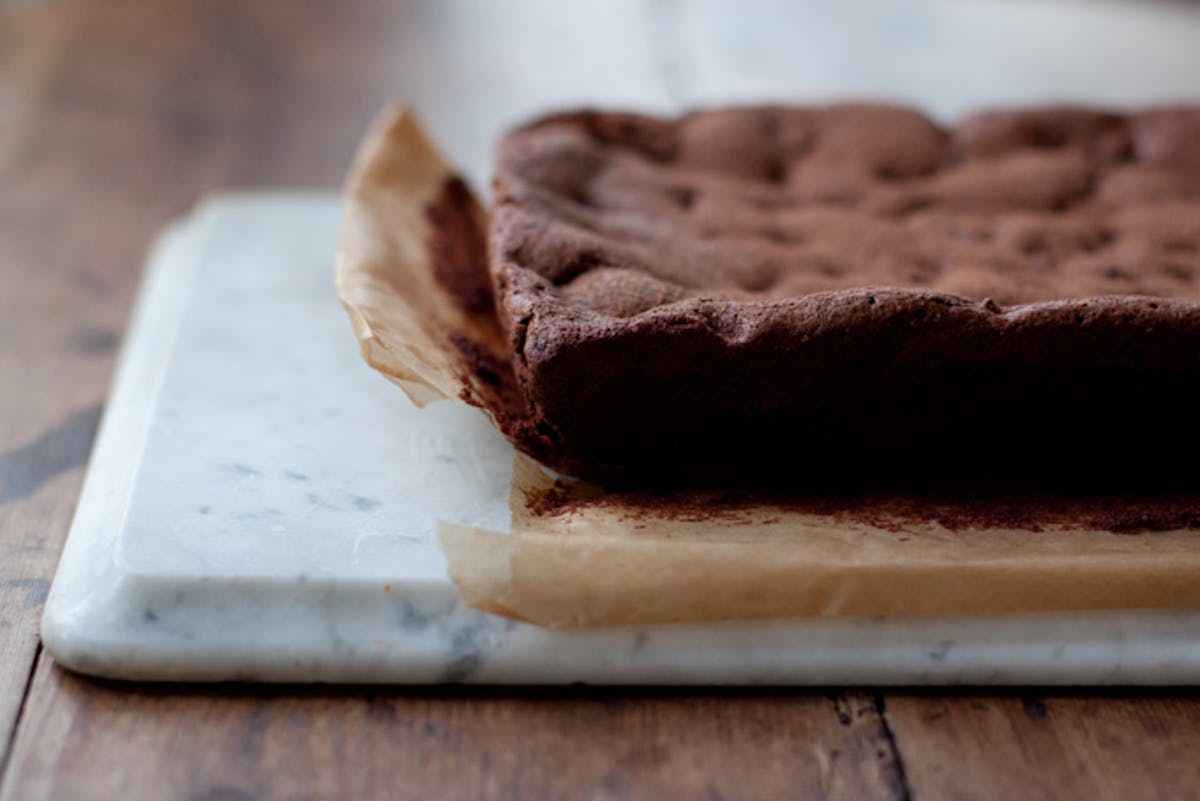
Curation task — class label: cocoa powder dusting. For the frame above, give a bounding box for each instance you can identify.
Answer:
[523,483,573,517]
[524,481,1200,535]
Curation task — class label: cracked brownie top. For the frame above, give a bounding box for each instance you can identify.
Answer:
[492,105,1200,316]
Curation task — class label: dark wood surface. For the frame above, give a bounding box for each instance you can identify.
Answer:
[1,2,1199,799]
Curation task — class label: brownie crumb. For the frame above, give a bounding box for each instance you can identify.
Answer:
[426,175,492,314]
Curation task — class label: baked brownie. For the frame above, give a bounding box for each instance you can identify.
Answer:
[487,104,1200,485]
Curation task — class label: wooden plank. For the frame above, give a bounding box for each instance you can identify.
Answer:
[0,1,108,760]
[884,693,1200,801]
[3,669,907,801]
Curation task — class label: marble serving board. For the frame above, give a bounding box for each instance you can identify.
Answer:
[41,195,1200,684]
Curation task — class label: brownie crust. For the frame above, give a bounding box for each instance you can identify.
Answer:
[488,105,1200,485]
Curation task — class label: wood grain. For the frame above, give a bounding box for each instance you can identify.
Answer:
[885,692,1200,801]
[1,1,1199,799]
[0,1,112,760]
[2,670,906,801]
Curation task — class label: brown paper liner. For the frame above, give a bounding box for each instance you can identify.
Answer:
[335,107,513,419]
[338,108,1200,628]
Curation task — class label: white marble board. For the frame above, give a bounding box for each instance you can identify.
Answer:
[40,194,1200,684]
[40,0,1200,683]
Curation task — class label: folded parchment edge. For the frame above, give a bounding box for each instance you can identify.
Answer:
[336,106,506,412]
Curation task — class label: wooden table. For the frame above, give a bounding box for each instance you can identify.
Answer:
[2,2,1199,798]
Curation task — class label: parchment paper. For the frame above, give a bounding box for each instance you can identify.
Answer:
[337,108,1200,628]
[335,107,509,415]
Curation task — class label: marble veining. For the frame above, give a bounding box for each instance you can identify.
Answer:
[41,194,1200,684]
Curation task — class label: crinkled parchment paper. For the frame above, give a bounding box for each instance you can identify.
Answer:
[337,108,1200,628]
[335,107,511,415]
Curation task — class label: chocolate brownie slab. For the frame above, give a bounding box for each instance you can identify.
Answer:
[488,105,1200,485]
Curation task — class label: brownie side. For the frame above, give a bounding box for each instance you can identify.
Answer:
[489,105,1200,485]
